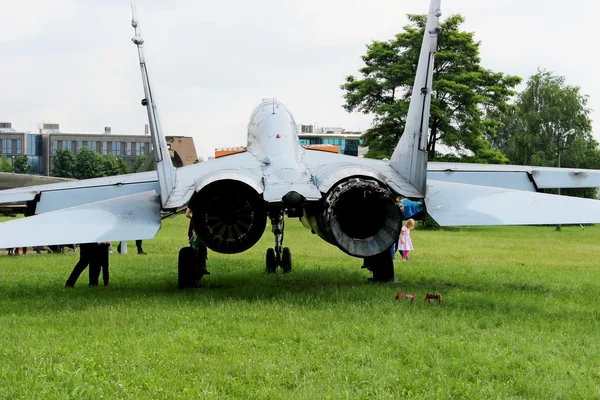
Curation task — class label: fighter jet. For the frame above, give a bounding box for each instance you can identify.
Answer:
[2,0,600,287]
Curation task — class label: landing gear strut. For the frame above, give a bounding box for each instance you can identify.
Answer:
[265,210,292,273]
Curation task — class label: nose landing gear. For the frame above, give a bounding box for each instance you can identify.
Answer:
[265,211,292,273]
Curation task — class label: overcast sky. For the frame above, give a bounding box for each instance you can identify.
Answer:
[1,0,598,159]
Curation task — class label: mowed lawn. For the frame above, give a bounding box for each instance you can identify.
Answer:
[1,215,600,399]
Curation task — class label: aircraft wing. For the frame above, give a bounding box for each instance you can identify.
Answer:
[0,191,161,248]
[0,172,73,191]
[428,162,600,191]
[0,171,159,210]
[426,179,600,226]
[301,151,600,227]
[0,151,263,210]
[0,172,75,215]
[0,152,263,247]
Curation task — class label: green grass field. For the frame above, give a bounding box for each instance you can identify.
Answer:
[1,216,600,399]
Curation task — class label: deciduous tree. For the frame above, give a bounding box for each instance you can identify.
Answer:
[0,155,13,173]
[12,156,31,174]
[103,154,128,176]
[74,148,105,179]
[132,155,146,173]
[13,156,31,174]
[341,14,521,162]
[493,70,599,199]
[52,149,75,178]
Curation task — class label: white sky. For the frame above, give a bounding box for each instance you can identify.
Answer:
[1,0,598,159]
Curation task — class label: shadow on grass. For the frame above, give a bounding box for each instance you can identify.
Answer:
[0,264,585,321]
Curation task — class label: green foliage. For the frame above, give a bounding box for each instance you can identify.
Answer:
[341,14,520,162]
[1,218,600,397]
[55,147,135,179]
[493,70,599,198]
[132,155,146,173]
[117,158,129,175]
[103,154,128,176]
[52,149,76,178]
[74,147,105,179]
[0,155,13,172]
[12,156,31,174]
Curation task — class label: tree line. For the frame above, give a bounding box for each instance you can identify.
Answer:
[342,13,599,198]
[0,155,31,174]
[52,148,146,179]
[0,150,146,179]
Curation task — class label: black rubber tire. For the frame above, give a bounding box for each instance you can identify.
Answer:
[363,246,395,282]
[266,248,277,273]
[281,247,292,273]
[178,246,196,288]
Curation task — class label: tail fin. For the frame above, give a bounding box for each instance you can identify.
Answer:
[130,1,176,207]
[389,0,441,197]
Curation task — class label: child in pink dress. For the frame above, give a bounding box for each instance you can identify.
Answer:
[398,219,415,261]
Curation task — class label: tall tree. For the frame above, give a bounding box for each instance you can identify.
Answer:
[132,155,146,173]
[103,154,128,176]
[116,158,129,175]
[52,149,76,178]
[0,155,13,173]
[341,14,521,162]
[74,148,105,179]
[12,156,31,174]
[493,70,599,199]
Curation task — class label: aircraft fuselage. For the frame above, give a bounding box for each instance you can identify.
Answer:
[246,99,320,205]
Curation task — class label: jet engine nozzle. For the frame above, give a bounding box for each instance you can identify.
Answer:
[325,178,401,257]
[191,180,267,254]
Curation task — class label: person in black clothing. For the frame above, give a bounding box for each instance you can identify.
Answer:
[89,242,111,286]
[136,240,146,255]
[65,243,99,288]
[116,240,146,255]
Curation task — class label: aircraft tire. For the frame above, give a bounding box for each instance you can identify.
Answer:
[178,246,196,288]
[364,248,395,282]
[281,247,292,273]
[266,248,277,273]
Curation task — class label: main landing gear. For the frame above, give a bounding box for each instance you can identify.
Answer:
[178,243,209,289]
[265,211,292,274]
[361,245,395,283]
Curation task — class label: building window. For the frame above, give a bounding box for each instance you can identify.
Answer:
[89,141,96,152]
[102,142,108,155]
[1,139,10,154]
[135,142,144,156]
[112,141,120,156]
[77,141,83,152]
[63,140,72,153]
[52,140,58,155]
[28,134,42,156]
[126,142,132,156]
[28,156,41,174]
[16,139,22,154]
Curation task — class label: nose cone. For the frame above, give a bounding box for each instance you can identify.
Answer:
[282,191,304,207]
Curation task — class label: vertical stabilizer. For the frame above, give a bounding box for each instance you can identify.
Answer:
[389,0,441,197]
[130,1,176,207]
